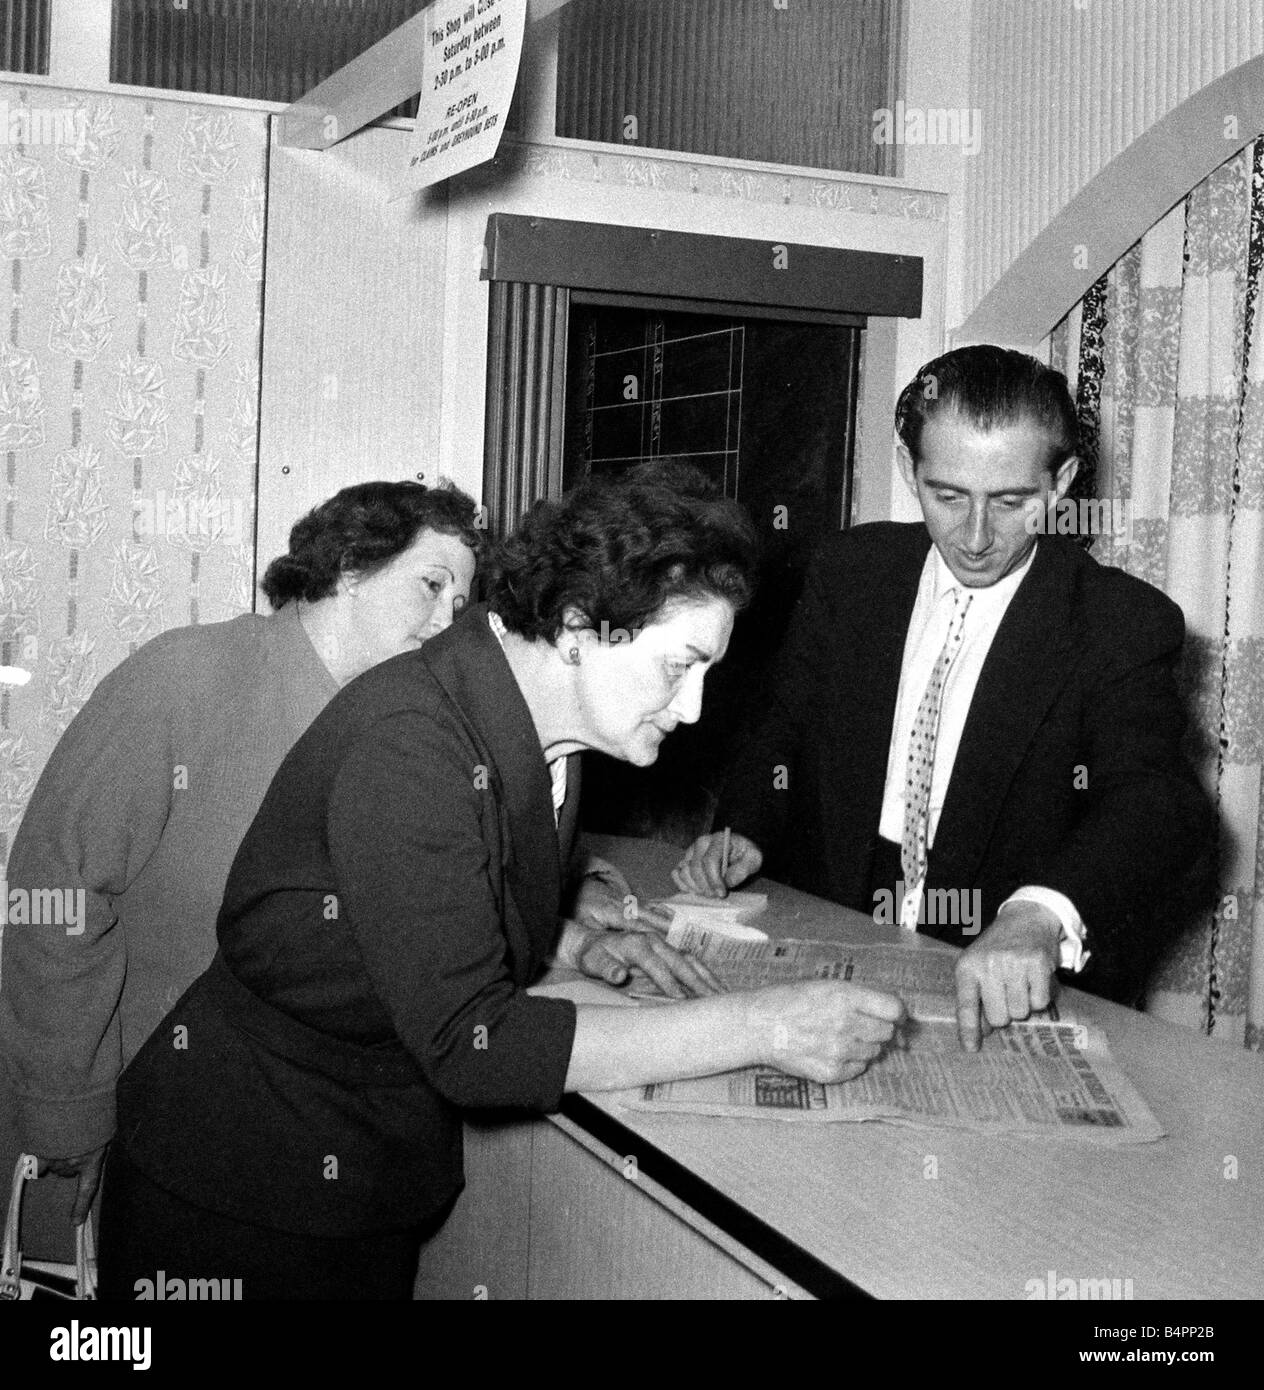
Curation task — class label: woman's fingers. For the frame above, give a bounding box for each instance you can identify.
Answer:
[759,981,905,1081]
[625,936,716,998]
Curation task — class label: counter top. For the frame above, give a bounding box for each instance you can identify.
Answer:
[550,836,1264,1300]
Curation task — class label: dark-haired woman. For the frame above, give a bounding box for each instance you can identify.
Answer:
[97,474,903,1300]
[0,481,480,1256]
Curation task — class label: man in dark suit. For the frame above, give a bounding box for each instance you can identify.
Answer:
[675,345,1212,1046]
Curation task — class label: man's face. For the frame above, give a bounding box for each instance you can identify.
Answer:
[898,410,1078,589]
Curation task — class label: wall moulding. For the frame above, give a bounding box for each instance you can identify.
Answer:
[465,136,950,224]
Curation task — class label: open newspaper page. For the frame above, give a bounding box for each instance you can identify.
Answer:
[624,927,1164,1145]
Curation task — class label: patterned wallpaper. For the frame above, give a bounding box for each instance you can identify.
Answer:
[0,85,268,868]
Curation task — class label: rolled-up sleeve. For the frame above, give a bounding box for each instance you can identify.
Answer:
[326,709,576,1112]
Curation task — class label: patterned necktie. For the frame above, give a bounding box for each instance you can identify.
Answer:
[900,588,973,928]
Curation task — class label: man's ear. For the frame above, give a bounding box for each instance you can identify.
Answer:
[896,441,919,498]
[1051,455,1079,503]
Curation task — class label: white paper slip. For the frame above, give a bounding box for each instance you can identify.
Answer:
[665,891,768,918]
[655,892,770,943]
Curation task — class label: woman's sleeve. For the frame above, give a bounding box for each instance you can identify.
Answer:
[326,709,577,1111]
[0,645,177,1156]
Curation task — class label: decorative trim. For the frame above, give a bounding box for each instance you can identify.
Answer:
[481,137,949,223]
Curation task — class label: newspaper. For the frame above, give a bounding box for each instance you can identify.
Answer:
[624,927,1164,1144]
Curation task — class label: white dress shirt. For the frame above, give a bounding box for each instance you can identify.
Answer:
[878,545,1088,971]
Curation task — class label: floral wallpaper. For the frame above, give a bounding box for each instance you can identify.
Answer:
[0,86,268,868]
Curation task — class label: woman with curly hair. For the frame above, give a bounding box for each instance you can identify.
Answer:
[1,480,479,1258]
[96,471,902,1300]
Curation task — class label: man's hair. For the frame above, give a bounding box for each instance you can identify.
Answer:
[487,464,758,643]
[260,480,482,609]
[895,345,1080,473]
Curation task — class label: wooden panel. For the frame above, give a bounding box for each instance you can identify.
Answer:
[413,1118,534,1300]
[256,125,448,586]
[526,1118,796,1300]
[484,215,923,319]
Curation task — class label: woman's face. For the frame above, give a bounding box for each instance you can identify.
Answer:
[352,528,477,663]
[573,595,735,766]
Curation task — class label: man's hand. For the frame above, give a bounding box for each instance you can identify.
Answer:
[672,831,763,897]
[37,1145,108,1225]
[955,902,1061,1050]
[555,920,720,998]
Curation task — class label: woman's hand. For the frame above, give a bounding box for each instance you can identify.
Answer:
[37,1145,108,1225]
[556,920,720,998]
[672,831,763,897]
[746,981,905,1083]
[568,861,674,935]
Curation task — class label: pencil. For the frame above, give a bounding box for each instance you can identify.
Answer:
[721,825,731,882]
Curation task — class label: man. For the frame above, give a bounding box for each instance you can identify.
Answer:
[676,345,1212,1046]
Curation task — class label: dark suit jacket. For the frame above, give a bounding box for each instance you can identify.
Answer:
[716,524,1213,1004]
[115,605,579,1237]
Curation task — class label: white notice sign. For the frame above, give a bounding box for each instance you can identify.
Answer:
[400,0,527,196]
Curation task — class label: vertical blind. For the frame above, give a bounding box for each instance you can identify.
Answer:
[556,0,902,177]
[2,0,51,75]
[109,0,426,112]
[484,282,570,540]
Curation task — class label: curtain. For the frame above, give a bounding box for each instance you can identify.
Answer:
[483,281,569,539]
[1050,141,1264,1050]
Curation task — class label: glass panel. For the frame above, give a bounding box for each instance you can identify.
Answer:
[558,0,903,177]
[109,0,426,116]
[563,300,861,843]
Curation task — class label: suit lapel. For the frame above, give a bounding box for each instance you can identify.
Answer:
[556,754,582,871]
[420,606,562,934]
[832,529,931,884]
[931,540,1077,886]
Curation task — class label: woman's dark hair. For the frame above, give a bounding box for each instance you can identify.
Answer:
[895,344,1080,474]
[488,465,759,642]
[261,480,482,609]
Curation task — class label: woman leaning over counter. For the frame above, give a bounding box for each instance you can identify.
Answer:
[0,481,479,1254]
[98,473,903,1300]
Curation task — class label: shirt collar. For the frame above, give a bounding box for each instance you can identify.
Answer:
[929,540,1038,614]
